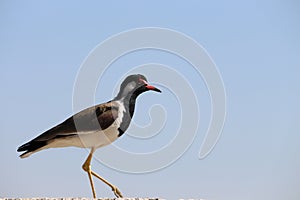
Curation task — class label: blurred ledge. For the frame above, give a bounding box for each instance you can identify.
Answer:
[0,198,163,200]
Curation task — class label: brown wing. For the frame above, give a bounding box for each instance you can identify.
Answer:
[25,102,119,142]
[17,101,120,155]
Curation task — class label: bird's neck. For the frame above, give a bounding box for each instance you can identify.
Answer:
[115,92,139,118]
[122,92,138,117]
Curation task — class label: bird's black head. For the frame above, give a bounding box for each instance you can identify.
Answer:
[114,74,161,100]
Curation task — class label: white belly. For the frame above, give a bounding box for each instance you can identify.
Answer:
[76,125,120,148]
[48,101,125,149]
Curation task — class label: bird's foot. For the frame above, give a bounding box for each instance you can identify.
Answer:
[112,186,123,198]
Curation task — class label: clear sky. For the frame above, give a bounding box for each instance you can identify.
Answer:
[1,1,300,200]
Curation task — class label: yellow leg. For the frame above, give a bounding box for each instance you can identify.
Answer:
[82,148,123,198]
[82,149,97,198]
[91,170,123,198]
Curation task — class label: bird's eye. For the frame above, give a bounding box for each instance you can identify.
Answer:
[138,78,147,85]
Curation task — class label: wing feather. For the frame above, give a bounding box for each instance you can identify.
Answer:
[17,101,119,153]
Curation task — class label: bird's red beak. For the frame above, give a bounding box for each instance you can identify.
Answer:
[145,84,161,92]
[139,78,161,93]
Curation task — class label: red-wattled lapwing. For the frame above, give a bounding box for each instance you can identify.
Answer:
[17,74,161,198]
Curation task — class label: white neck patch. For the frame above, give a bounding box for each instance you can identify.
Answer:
[121,81,136,97]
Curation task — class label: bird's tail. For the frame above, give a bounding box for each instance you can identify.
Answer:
[17,140,48,158]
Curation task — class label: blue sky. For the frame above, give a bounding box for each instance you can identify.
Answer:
[1,1,300,200]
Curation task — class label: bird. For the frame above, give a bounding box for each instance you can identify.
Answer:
[17,74,161,198]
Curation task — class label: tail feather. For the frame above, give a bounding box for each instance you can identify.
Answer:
[17,140,48,158]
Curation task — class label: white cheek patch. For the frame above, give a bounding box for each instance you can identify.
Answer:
[122,81,136,96]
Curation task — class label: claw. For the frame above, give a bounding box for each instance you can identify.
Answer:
[112,186,123,198]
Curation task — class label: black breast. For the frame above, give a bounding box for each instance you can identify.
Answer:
[117,98,136,137]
